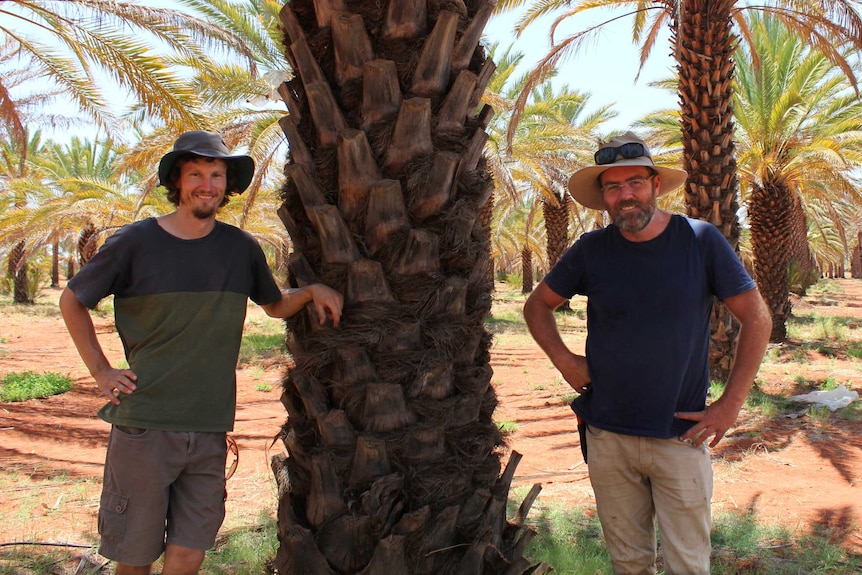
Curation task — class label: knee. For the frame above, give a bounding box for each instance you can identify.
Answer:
[162,544,205,575]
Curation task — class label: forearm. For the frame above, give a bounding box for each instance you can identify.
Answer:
[264,287,314,319]
[721,316,771,410]
[59,287,112,378]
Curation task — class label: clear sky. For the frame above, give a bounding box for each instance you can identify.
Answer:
[484,8,678,134]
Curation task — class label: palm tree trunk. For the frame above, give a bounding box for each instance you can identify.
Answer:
[78,224,98,266]
[542,192,570,310]
[542,192,568,269]
[66,257,76,282]
[851,231,862,279]
[748,182,792,342]
[675,0,743,381]
[8,241,32,304]
[273,2,546,573]
[51,237,60,288]
[788,190,817,293]
[521,246,533,294]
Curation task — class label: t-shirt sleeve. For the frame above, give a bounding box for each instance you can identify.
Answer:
[694,220,757,300]
[66,229,130,309]
[543,236,588,299]
[248,240,282,306]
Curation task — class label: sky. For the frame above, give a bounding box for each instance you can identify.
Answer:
[15,3,679,143]
[484,7,678,134]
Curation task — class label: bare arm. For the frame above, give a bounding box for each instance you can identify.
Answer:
[261,283,343,325]
[677,287,772,447]
[523,281,591,393]
[59,287,137,404]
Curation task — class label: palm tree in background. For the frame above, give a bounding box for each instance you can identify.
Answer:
[0,0,258,148]
[1,131,43,302]
[495,0,862,380]
[732,13,862,341]
[0,137,166,289]
[639,11,862,342]
[484,44,613,290]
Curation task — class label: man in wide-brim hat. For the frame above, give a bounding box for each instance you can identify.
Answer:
[60,131,343,574]
[567,130,687,216]
[524,132,771,574]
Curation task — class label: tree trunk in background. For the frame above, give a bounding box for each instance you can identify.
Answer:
[8,241,32,304]
[674,0,742,381]
[788,190,817,293]
[542,193,569,310]
[748,182,792,342]
[542,193,568,270]
[851,231,861,279]
[67,257,76,282]
[273,2,547,574]
[521,246,533,294]
[51,237,60,288]
[78,223,98,266]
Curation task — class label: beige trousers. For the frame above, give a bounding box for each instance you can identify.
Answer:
[586,425,713,575]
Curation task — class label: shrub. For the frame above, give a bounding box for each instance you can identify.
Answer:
[0,371,73,402]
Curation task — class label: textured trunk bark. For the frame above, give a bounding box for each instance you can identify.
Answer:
[748,182,792,342]
[851,232,861,279]
[273,2,547,573]
[66,257,76,282]
[78,224,98,266]
[542,193,568,269]
[9,241,32,304]
[542,193,570,311]
[674,0,743,381]
[51,237,60,288]
[521,246,532,294]
[787,190,817,294]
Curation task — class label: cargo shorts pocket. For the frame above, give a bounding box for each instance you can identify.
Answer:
[98,490,129,539]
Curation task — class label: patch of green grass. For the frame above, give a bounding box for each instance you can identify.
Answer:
[255,383,273,393]
[846,342,862,360]
[238,333,285,367]
[0,371,73,402]
[485,308,525,334]
[523,500,861,575]
[201,513,278,574]
[496,420,519,434]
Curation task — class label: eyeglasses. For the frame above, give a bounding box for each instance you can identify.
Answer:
[594,142,648,165]
[601,174,655,195]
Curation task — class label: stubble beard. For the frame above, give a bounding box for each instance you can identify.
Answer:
[192,205,218,220]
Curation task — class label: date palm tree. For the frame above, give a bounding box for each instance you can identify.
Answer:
[484,44,613,293]
[0,0,260,148]
[271,2,550,573]
[495,0,862,379]
[732,13,862,340]
[1,131,43,303]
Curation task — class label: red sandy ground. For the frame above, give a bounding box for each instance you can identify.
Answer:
[1,281,861,563]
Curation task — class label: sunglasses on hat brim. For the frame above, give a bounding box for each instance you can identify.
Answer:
[594,142,648,166]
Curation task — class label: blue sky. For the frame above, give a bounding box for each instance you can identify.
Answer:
[484,8,678,134]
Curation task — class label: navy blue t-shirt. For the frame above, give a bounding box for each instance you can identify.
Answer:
[544,215,756,439]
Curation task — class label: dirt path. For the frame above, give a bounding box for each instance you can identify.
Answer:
[2,280,861,556]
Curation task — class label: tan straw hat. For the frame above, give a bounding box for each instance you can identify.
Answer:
[567,131,687,210]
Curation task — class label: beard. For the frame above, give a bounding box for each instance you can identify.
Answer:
[611,190,657,233]
[192,205,218,220]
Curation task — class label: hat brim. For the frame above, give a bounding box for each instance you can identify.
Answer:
[158,150,255,195]
[567,160,688,210]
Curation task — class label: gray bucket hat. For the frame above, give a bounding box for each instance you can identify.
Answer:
[567,131,687,210]
[158,131,255,194]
